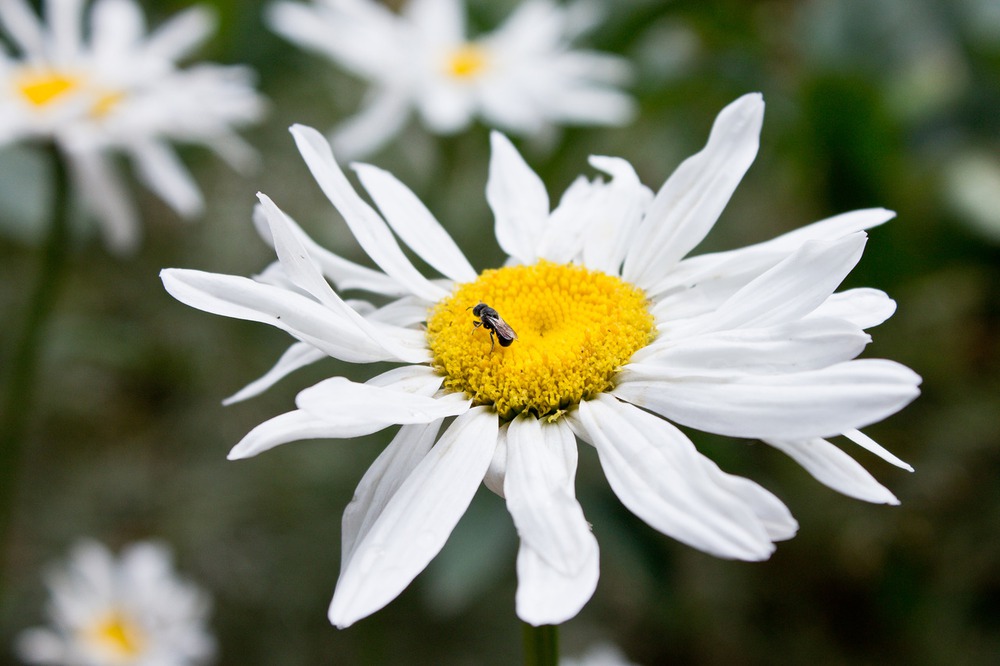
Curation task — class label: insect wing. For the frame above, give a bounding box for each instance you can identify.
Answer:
[485,313,518,346]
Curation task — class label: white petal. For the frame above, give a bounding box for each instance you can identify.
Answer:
[331,89,412,161]
[406,0,465,45]
[505,416,598,625]
[258,192,347,306]
[15,628,68,664]
[257,194,432,362]
[809,288,897,330]
[91,0,144,59]
[648,208,895,307]
[267,0,400,79]
[290,124,447,302]
[706,470,798,541]
[844,429,914,472]
[130,140,204,218]
[223,341,326,405]
[765,438,900,505]
[573,395,781,560]
[483,422,508,498]
[0,0,44,54]
[329,406,498,628]
[486,131,550,264]
[354,163,477,282]
[761,208,895,252]
[505,416,594,576]
[622,94,764,287]
[295,375,468,426]
[67,149,140,254]
[671,233,867,338]
[534,175,598,263]
[537,74,637,127]
[46,0,85,61]
[340,421,442,577]
[160,268,429,364]
[631,317,870,375]
[515,539,599,627]
[578,156,650,274]
[227,409,361,460]
[142,5,215,62]
[363,364,446,394]
[415,82,475,134]
[366,296,433,327]
[613,358,921,440]
[250,203,408,297]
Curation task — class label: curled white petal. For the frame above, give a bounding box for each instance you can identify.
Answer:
[160,268,429,364]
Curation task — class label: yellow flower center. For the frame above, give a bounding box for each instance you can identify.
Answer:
[15,68,125,117]
[16,69,81,107]
[91,90,125,117]
[81,610,146,661]
[427,261,655,420]
[444,43,488,79]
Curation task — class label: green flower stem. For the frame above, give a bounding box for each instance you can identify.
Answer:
[522,622,559,666]
[0,142,72,551]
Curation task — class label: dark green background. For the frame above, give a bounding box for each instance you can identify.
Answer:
[2,0,999,663]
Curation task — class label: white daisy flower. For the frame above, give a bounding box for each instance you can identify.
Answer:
[0,0,266,253]
[16,540,215,666]
[160,94,921,628]
[267,0,636,158]
[561,642,641,666]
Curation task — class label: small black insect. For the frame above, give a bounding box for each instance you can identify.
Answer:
[471,302,518,352]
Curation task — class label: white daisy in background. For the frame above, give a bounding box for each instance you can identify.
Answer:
[561,642,641,666]
[16,540,215,666]
[267,0,635,159]
[0,0,265,253]
[161,94,921,628]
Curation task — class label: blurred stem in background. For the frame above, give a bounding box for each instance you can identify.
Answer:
[0,142,71,572]
[522,622,558,666]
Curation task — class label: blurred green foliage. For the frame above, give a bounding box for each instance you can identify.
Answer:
[2,0,1000,664]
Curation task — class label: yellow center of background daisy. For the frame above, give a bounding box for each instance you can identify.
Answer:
[91,90,125,117]
[16,70,80,107]
[84,610,146,659]
[445,43,488,79]
[427,261,655,420]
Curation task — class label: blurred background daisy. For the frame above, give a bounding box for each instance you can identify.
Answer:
[16,539,214,666]
[0,0,265,252]
[267,0,636,159]
[2,0,999,664]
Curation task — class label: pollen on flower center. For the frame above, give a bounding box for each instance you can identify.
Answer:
[427,260,655,420]
[444,43,488,79]
[83,611,146,659]
[16,69,81,107]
